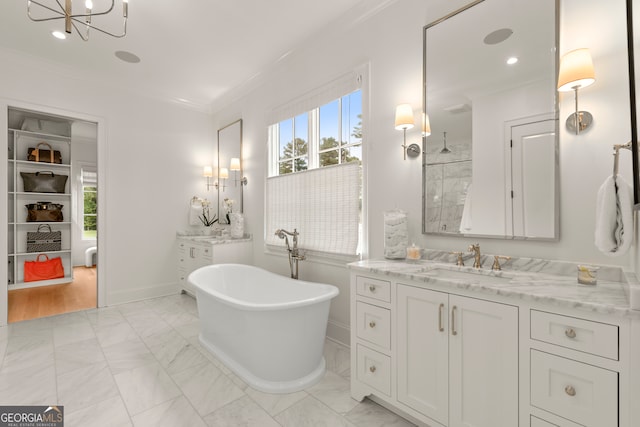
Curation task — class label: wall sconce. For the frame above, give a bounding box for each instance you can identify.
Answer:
[216,167,229,191]
[229,157,248,186]
[395,104,420,159]
[203,166,214,191]
[557,48,596,134]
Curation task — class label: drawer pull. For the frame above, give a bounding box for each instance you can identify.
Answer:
[369,365,377,373]
[564,385,576,397]
[438,303,445,332]
[565,328,577,339]
[368,284,376,293]
[369,321,376,328]
[451,305,458,336]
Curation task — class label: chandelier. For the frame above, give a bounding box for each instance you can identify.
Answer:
[27,0,128,41]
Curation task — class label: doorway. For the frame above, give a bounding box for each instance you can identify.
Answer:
[5,107,98,322]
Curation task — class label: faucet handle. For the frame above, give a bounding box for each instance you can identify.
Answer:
[450,251,465,266]
[492,255,511,271]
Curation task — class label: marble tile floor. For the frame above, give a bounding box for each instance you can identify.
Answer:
[0,293,416,427]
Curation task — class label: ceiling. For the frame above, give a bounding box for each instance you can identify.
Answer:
[0,0,393,113]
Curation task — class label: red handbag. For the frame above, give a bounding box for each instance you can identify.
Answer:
[24,254,65,282]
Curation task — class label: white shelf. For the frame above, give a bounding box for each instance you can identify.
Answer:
[9,276,74,290]
[7,119,74,289]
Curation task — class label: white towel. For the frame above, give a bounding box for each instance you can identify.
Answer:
[459,184,472,233]
[595,175,633,256]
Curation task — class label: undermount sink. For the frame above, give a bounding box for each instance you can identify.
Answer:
[421,267,513,284]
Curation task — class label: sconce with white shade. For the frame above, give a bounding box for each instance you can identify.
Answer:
[203,166,214,191]
[216,167,229,191]
[229,157,248,186]
[557,48,596,134]
[395,104,421,159]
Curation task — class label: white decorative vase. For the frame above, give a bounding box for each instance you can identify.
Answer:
[230,213,244,239]
[384,210,408,259]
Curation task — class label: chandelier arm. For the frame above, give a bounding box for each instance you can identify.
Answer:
[70,15,127,38]
[27,0,65,21]
[70,20,89,41]
[67,0,116,18]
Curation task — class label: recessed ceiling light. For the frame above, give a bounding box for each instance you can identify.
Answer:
[507,57,519,65]
[52,31,66,40]
[115,50,141,64]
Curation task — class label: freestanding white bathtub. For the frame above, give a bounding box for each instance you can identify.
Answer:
[188,263,339,394]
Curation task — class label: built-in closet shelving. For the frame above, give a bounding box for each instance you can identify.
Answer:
[7,127,73,289]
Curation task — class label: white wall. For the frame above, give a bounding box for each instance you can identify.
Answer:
[0,0,634,340]
[70,125,98,267]
[210,0,635,345]
[0,48,215,313]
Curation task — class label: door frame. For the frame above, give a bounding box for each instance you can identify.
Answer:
[0,99,107,326]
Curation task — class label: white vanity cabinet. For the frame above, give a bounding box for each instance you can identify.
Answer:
[176,236,252,295]
[526,309,622,427]
[351,274,518,427]
[350,261,638,427]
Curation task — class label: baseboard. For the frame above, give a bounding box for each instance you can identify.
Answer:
[326,318,350,347]
[106,281,179,306]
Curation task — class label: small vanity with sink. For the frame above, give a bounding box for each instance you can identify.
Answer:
[176,232,253,295]
[348,252,640,427]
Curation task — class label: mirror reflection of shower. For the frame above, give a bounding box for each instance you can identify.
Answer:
[440,131,451,154]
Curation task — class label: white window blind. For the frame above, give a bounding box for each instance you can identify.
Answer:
[265,162,360,256]
[81,168,97,186]
[267,70,362,126]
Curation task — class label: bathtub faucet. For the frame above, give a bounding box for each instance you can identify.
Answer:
[274,228,306,279]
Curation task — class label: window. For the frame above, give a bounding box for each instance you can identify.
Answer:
[270,90,362,176]
[265,70,366,258]
[81,168,97,239]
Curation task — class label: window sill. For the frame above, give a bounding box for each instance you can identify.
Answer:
[264,244,360,268]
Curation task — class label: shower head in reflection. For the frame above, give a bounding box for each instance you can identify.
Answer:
[440,131,451,154]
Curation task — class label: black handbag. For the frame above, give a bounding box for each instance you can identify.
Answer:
[27,224,62,252]
[25,202,64,222]
[20,171,68,193]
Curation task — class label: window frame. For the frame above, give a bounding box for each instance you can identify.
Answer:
[269,89,363,177]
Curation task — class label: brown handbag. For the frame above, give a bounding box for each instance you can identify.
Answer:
[27,142,62,164]
[25,202,64,222]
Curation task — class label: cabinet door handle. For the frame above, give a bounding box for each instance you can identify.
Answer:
[438,303,445,332]
[565,328,577,339]
[564,385,576,397]
[451,305,458,336]
[369,321,376,328]
[368,284,376,293]
[369,365,377,373]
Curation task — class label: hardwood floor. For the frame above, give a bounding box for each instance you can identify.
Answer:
[8,266,97,323]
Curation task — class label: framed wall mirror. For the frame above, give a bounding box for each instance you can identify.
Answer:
[422,0,559,239]
[217,119,243,222]
[628,0,640,207]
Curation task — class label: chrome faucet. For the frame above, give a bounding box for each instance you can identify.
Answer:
[468,243,482,269]
[275,228,305,279]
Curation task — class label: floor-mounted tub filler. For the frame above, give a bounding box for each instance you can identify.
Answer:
[188,264,339,393]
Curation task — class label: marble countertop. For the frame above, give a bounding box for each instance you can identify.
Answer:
[176,230,252,244]
[348,254,640,318]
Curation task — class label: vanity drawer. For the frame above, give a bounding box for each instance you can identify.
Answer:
[530,310,618,360]
[530,350,617,427]
[356,302,391,349]
[356,344,391,396]
[356,276,391,302]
